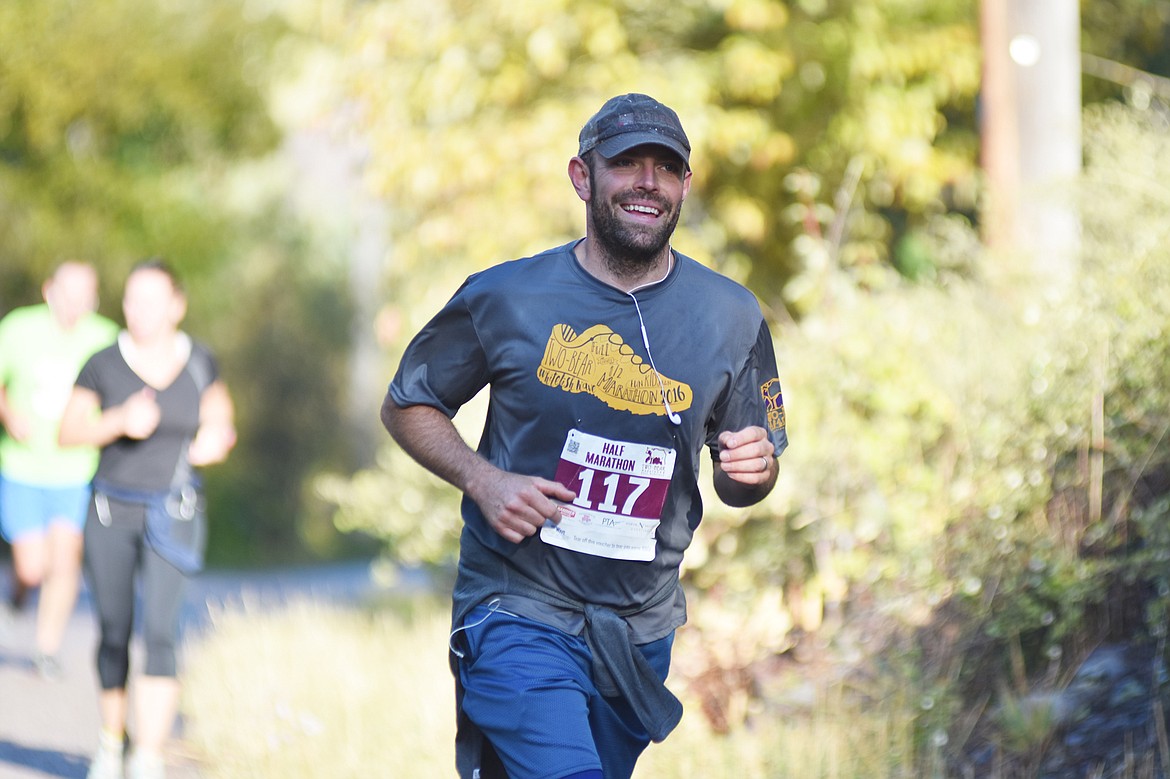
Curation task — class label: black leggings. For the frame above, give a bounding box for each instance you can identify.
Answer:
[83,496,187,689]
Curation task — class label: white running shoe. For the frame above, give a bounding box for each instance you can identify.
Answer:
[86,734,124,779]
[34,652,63,681]
[126,750,166,779]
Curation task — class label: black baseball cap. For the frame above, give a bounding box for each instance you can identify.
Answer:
[578,93,691,168]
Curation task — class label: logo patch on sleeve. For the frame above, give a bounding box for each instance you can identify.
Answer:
[761,378,786,433]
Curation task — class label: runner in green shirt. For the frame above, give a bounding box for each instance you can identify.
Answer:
[0,261,117,678]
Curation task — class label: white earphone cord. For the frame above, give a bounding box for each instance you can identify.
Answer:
[627,292,682,426]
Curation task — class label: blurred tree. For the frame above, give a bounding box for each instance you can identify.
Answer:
[0,0,281,298]
[0,0,365,565]
[333,0,981,323]
[1082,0,1170,104]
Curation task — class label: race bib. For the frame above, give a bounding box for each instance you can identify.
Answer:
[541,429,676,561]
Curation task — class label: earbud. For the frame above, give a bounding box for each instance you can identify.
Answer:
[664,400,682,426]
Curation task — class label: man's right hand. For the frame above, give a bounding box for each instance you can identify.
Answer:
[470,470,577,544]
[382,399,578,544]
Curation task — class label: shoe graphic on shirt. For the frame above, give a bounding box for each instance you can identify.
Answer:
[537,323,693,417]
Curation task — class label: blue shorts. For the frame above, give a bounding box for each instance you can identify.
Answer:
[456,604,674,779]
[0,476,91,543]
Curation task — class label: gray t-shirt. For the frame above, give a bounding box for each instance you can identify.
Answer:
[390,240,788,641]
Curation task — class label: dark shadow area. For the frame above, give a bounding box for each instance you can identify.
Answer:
[0,646,35,673]
[0,739,88,779]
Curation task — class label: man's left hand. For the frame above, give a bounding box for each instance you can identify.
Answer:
[717,426,775,485]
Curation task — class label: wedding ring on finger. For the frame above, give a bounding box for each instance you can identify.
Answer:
[760,456,769,472]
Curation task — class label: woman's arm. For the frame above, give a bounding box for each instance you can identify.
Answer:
[58,386,160,447]
[188,380,236,466]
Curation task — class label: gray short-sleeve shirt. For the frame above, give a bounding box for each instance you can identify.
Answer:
[390,241,787,641]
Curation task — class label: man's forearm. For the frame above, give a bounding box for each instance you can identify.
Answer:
[380,396,494,497]
[713,459,777,507]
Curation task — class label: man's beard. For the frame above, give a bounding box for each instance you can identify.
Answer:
[588,191,682,279]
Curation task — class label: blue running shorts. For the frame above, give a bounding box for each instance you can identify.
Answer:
[456,604,674,779]
[0,476,91,543]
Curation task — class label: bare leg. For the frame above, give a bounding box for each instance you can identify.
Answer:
[10,533,47,607]
[35,522,83,656]
[88,687,129,779]
[133,675,181,756]
[98,686,130,738]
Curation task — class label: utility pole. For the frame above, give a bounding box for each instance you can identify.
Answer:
[980,0,1019,252]
[981,0,1082,286]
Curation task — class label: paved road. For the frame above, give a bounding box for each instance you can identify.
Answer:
[0,561,414,779]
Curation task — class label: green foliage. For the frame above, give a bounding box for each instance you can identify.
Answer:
[992,688,1061,766]
[0,0,363,565]
[913,104,1170,765]
[205,227,359,565]
[1082,0,1170,103]
[332,0,981,326]
[0,0,281,295]
[316,394,486,571]
[316,445,463,569]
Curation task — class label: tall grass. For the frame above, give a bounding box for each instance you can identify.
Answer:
[182,597,456,778]
[181,596,921,778]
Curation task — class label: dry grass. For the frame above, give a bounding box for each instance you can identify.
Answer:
[181,596,920,779]
[182,597,456,778]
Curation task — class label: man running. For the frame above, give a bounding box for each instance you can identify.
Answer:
[382,93,788,779]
